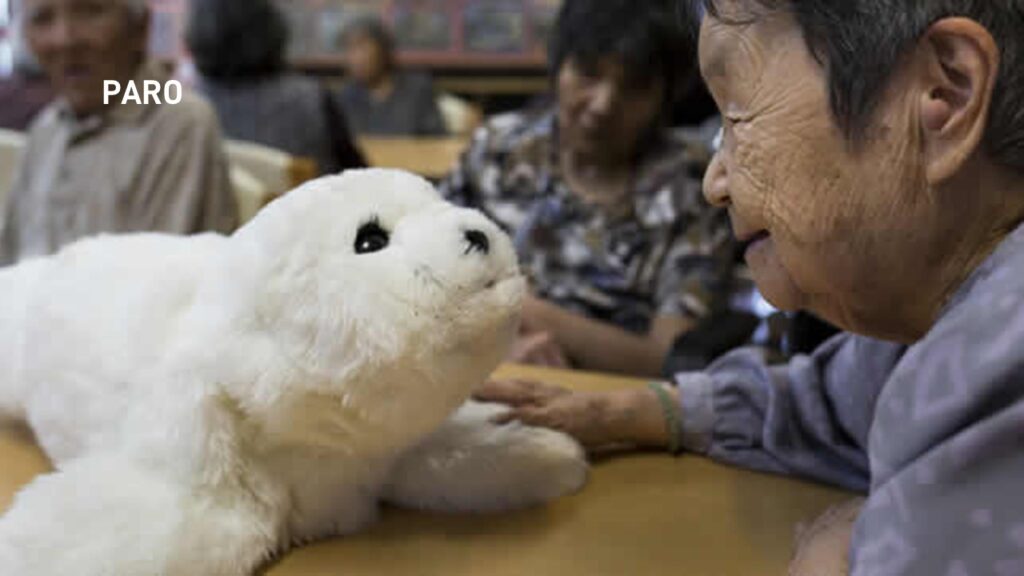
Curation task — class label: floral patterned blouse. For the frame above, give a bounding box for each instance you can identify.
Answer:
[439,107,736,334]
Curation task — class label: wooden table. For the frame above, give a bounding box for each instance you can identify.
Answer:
[358,137,469,180]
[0,365,854,575]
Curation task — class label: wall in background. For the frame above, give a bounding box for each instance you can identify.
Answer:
[0,0,555,112]
[282,0,560,70]
[143,0,561,71]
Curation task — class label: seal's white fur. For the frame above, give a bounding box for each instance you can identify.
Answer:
[0,169,587,575]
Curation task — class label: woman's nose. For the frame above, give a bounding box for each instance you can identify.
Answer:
[703,150,730,208]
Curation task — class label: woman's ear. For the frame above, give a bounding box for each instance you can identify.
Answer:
[915,17,1000,185]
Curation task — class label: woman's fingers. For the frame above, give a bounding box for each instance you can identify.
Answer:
[491,395,604,448]
[474,379,567,406]
[489,405,548,425]
[537,338,570,368]
[474,380,532,405]
[506,329,573,369]
[532,333,570,368]
[490,410,519,425]
[489,405,556,430]
[507,332,542,362]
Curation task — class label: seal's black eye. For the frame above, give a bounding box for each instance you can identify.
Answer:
[355,220,389,254]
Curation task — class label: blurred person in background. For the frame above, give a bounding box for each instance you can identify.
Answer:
[441,0,736,377]
[186,0,365,176]
[1,0,237,265]
[336,15,447,137]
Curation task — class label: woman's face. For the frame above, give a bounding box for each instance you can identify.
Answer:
[699,5,940,339]
[344,30,388,85]
[556,56,664,164]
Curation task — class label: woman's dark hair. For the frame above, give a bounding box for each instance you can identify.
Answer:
[339,15,397,74]
[549,0,697,114]
[185,0,288,79]
[702,0,1024,172]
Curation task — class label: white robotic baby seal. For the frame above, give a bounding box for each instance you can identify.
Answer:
[0,169,587,575]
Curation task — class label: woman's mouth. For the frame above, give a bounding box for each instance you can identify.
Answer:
[741,231,771,260]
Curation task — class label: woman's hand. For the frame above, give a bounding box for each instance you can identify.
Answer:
[513,293,685,377]
[506,331,570,368]
[505,294,571,368]
[474,379,674,451]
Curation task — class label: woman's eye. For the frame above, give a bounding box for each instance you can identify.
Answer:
[354,222,389,254]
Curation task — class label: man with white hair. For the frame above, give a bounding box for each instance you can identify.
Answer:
[0,0,237,264]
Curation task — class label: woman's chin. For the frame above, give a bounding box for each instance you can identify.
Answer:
[747,240,805,312]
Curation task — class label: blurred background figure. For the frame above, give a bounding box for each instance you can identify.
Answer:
[0,0,237,265]
[336,15,447,137]
[440,0,736,377]
[186,0,365,176]
[0,19,54,131]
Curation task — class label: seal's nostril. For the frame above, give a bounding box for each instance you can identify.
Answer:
[463,229,490,255]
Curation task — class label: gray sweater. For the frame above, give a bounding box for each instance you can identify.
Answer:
[337,71,447,137]
[198,74,365,176]
[675,223,1024,575]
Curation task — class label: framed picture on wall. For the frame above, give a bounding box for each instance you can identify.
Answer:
[276,0,549,69]
[392,0,453,52]
[462,0,526,54]
[277,0,385,58]
[316,4,378,54]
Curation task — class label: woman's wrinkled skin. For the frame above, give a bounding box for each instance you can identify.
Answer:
[700,2,1022,342]
[480,8,1024,548]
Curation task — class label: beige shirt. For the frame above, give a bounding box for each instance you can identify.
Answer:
[1,63,237,265]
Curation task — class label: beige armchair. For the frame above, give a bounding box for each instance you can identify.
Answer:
[437,92,483,137]
[0,129,26,208]
[224,140,318,224]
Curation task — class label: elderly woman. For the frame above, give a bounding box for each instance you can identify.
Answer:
[479,0,1024,572]
[336,15,447,137]
[1,0,237,264]
[442,0,734,377]
[186,0,365,175]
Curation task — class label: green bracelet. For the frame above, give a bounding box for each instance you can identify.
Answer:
[647,381,683,455]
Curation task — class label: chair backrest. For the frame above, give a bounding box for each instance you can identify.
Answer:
[229,165,270,225]
[0,129,27,208]
[436,93,483,137]
[224,140,318,221]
